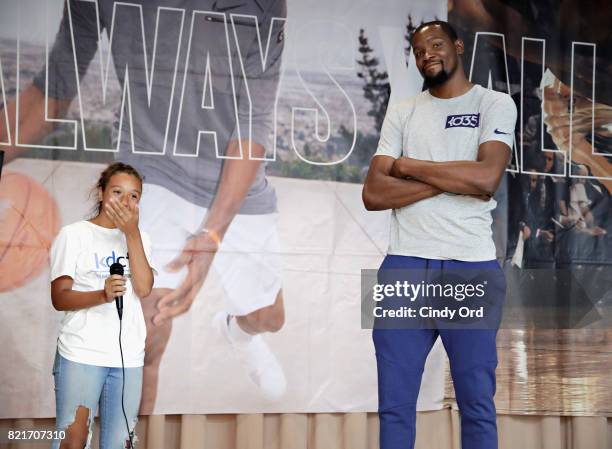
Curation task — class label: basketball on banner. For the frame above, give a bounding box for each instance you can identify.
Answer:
[0,171,61,292]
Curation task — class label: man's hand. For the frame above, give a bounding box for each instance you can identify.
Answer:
[389,157,411,179]
[396,140,511,197]
[152,232,219,325]
[105,198,139,236]
[390,156,492,201]
[362,155,443,210]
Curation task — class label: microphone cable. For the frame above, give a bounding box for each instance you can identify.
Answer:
[111,261,135,449]
[118,314,135,448]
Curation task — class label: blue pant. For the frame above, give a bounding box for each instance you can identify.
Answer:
[373,255,504,449]
[51,351,143,449]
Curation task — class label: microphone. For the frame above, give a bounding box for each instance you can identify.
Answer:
[109,262,124,320]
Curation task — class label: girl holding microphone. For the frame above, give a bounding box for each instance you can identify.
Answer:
[50,163,154,449]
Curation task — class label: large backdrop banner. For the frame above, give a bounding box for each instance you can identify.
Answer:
[0,0,610,418]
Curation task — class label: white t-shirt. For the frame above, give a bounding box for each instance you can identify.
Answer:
[569,182,590,217]
[375,84,517,261]
[50,221,154,367]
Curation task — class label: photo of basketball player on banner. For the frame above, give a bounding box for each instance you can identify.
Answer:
[0,0,288,415]
[448,0,612,416]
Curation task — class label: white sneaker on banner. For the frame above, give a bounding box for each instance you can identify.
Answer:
[213,311,287,401]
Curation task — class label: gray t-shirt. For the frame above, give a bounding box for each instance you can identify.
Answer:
[375,84,517,261]
[34,0,285,213]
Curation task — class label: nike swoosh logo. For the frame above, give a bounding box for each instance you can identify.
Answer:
[494,128,510,135]
[211,1,246,12]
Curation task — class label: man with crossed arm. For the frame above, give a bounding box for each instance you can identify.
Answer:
[363,21,517,449]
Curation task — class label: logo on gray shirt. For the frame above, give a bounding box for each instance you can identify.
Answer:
[445,113,480,129]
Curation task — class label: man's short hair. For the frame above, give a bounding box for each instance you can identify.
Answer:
[411,20,459,43]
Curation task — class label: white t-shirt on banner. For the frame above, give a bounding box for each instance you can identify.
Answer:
[50,221,154,368]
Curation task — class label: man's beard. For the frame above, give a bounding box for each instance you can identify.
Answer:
[422,62,455,88]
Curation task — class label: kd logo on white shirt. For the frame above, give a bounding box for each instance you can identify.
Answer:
[94,250,128,270]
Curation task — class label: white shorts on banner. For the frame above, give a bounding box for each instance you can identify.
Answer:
[139,183,282,316]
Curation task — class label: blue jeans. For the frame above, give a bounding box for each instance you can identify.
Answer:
[373,255,504,449]
[51,351,142,449]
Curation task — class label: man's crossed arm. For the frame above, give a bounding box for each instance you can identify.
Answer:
[362,140,511,211]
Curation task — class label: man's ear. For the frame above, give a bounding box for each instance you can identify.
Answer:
[455,38,465,55]
[97,187,103,202]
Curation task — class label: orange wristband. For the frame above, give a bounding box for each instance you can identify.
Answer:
[200,228,222,247]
